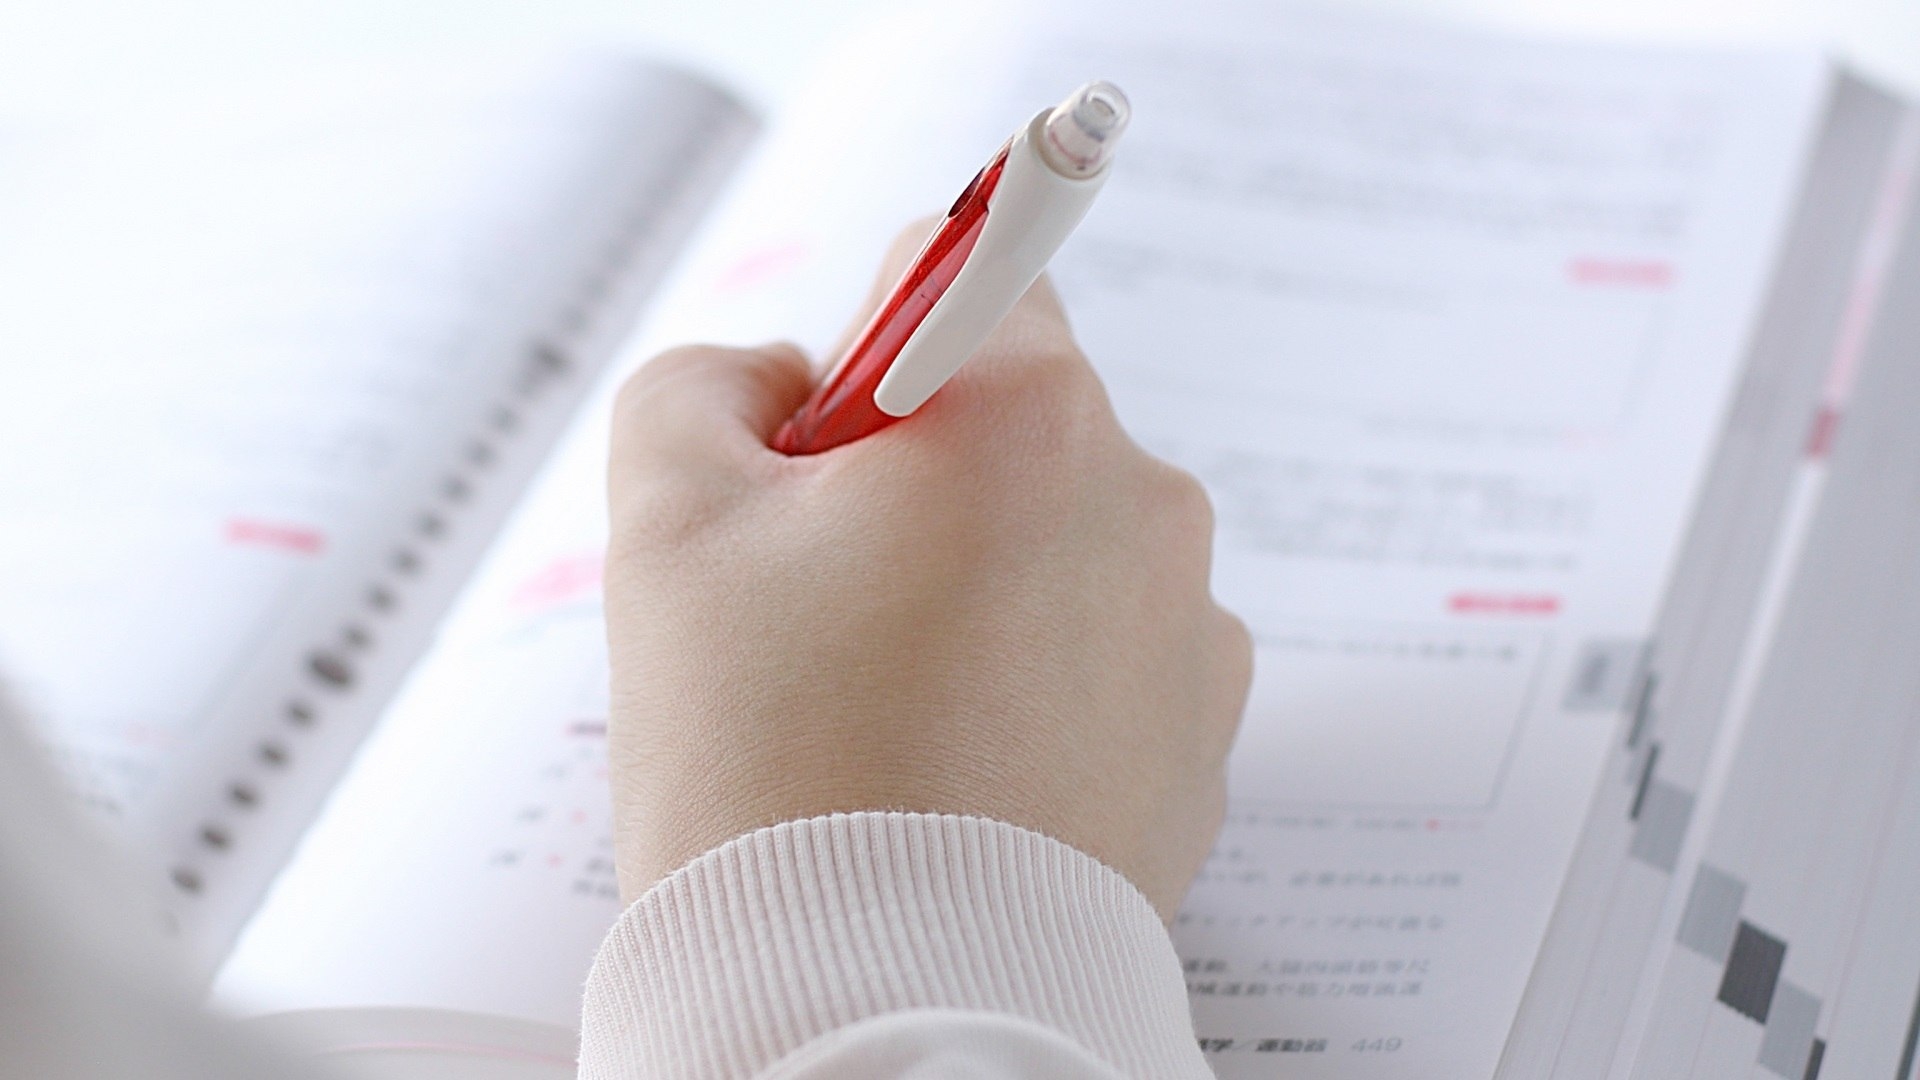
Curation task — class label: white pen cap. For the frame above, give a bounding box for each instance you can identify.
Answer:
[1037,80,1131,178]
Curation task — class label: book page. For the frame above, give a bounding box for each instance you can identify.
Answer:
[1486,80,1916,1080]
[1605,120,1920,1080]
[0,54,744,817]
[1039,15,1823,1078]
[218,2,1828,1071]
[0,55,757,968]
[214,401,624,1025]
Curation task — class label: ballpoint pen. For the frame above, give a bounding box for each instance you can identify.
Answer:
[771,79,1131,455]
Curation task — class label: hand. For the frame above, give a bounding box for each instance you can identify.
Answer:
[603,221,1252,919]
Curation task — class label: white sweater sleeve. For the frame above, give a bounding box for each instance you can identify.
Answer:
[577,812,1213,1079]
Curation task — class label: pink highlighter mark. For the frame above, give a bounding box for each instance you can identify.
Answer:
[225,517,326,555]
[1804,405,1843,460]
[711,239,814,294]
[1448,592,1561,617]
[1568,257,1674,288]
[509,550,604,611]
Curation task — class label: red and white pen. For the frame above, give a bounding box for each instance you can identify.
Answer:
[771,80,1131,456]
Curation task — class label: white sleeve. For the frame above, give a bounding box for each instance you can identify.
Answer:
[577,812,1212,1079]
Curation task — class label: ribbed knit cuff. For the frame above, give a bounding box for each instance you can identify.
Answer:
[577,812,1209,1079]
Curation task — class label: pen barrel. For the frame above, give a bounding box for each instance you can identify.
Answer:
[869,110,1114,418]
[773,84,1126,455]
[770,144,1011,456]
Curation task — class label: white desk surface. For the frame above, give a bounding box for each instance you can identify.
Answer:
[2,0,1918,126]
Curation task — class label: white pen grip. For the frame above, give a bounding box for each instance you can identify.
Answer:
[872,113,1110,418]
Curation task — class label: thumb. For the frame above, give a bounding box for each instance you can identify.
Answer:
[610,342,815,491]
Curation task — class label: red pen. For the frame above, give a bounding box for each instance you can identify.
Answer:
[771,80,1131,455]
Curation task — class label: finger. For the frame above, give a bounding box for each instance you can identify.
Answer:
[1212,608,1255,748]
[974,272,1079,366]
[825,215,942,363]
[610,343,814,488]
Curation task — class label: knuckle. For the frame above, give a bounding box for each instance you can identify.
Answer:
[645,343,724,382]
[1217,613,1256,731]
[878,217,943,280]
[1204,774,1230,832]
[897,214,943,249]
[1032,357,1117,440]
[1042,364,1111,435]
[615,345,718,418]
[1219,610,1256,690]
[1146,461,1216,541]
[986,341,1088,399]
[610,366,655,424]
[942,345,1114,453]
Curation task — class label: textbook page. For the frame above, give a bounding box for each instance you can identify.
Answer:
[1065,18,1820,1079]
[214,388,625,1027]
[0,54,746,822]
[221,2,1826,1072]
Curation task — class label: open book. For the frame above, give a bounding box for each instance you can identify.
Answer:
[7,2,1920,1076]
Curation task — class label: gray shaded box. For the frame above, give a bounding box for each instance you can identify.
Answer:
[1628,781,1695,872]
[1625,739,1655,789]
[1565,638,1648,712]
[1758,981,1820,1077]
[1677,863,1746,962]
[1719,921,1787,1023]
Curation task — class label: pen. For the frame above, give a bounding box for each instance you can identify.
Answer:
[771,80,1131,456]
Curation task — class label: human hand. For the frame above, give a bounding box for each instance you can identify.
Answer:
[603,221,1252,919]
